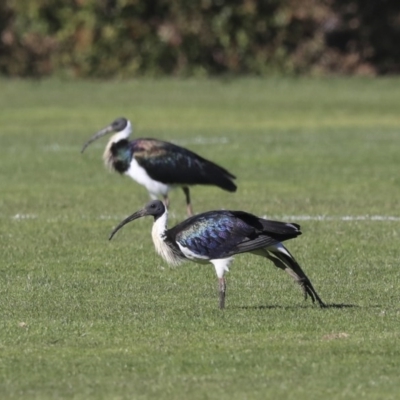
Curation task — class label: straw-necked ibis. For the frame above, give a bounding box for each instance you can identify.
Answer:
[109,200,325,309]
[81,117,236,216]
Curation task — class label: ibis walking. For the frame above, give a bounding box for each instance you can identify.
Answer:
[109,200,325,309]
[81,117,237,216]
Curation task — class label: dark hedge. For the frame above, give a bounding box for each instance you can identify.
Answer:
[0,0,399,77]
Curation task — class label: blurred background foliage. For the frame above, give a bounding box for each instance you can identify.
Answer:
[0,0,399,78]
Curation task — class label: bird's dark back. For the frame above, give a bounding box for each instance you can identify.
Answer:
[166,210,301,259]
[132,139,237,191]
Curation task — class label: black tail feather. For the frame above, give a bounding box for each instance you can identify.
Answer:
[264,246,325,308]
[204,164,237,192]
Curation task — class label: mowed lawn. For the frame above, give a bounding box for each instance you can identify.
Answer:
[1,77,400,399]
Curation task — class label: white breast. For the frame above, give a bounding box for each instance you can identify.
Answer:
[126,158,172,198]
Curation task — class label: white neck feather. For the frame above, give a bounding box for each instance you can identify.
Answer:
[112,120,132,142]
[151,209,182,266]
[103,121,133,169]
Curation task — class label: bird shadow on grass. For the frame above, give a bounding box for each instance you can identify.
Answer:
[321,303,360,309]
[236,303,359,310]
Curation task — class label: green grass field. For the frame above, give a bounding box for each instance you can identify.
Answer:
[1,77,400,399]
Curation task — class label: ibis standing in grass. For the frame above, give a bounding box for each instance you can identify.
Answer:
[81,117,237,216]
[109,200,325,309]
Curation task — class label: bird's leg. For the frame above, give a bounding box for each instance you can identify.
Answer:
[218,277,226,309]
[162,194,170,209]
[182,187,193,216]
[211,258,232,309]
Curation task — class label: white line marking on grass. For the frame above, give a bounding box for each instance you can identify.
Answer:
[264,215,400,222]
[171,137,229,145]
[42,137,230,153]
[5,214,400,222]
[43,144,82,152]
[99,215,124,220]
[12,214,38,220]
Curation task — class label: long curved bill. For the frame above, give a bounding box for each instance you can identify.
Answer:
[109,209,147,240]
[81,125,114,153]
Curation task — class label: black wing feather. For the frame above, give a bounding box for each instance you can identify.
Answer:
[131,139,236,191]
[168,210,301,259]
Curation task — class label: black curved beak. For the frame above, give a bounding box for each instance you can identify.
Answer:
[109,208,147,240]
[81,125,114,153]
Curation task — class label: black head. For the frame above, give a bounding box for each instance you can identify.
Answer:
[143,200,166,219]
[109,200,166,240]
[110,117,128,132]
[81,117,130,153]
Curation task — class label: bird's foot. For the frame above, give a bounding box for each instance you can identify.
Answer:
[299,279,326,308]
